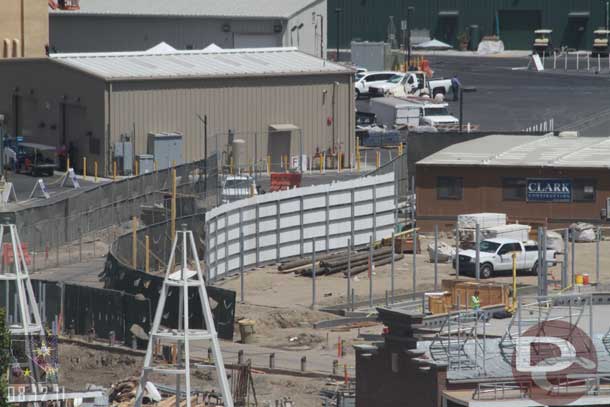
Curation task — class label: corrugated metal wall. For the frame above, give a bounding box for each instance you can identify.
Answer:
[108,74,354,169]
[50,15,284,53]
[329,0,606,50]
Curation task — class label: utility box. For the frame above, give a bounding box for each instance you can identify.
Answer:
[114,141,133,175]
[137,154,154,174]
[147,132,184,170]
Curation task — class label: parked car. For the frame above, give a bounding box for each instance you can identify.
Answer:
[371,71,452,98]
[452,238,557,279]
[221,175,257,203]
[354,71,399,99]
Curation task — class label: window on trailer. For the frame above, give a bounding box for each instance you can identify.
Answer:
[437,176,463,200]
[573,178,596,202]
[502,177,526,201]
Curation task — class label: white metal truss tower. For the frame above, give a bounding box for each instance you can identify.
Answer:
[1,223,44,336]
[135,227,234,407]
[1,224,45,391]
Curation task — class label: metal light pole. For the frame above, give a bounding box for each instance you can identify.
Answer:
[407,7,414,69]
[335,8,343,62]
[459,87,477,133]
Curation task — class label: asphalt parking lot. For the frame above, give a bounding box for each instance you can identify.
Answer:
[358,54,610,136]
[429,54,610,135]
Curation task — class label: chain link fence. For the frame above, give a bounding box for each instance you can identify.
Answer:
[4,155,218,260]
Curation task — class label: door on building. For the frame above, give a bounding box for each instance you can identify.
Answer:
[499,10,542,50]
[61,104,87,172]
[267,124,298,172]
[563,14,589,50]
[234,33,281,48]
[436,13,459,47]
[14,95,38,140]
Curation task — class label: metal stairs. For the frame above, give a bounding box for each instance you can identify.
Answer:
[429,310,487,371]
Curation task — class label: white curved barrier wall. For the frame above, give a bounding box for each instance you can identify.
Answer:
[205,173,396,281]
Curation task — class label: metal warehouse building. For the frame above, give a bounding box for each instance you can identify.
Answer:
[0,47,354,175]
[329,0,606,51]
[50,0,327,57]
[416,134,610,231]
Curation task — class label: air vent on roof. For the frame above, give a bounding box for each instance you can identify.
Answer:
[558,131,579,138]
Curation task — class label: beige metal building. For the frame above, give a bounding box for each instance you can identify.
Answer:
[0,47,353,175]
[50,0,327,57]
[1,0,48,58]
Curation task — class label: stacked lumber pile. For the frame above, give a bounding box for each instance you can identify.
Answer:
[277,247,403,278]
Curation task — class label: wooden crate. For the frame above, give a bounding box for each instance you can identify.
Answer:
[428,292,452,314]
[394,236,422,254]
[439,279,509,309]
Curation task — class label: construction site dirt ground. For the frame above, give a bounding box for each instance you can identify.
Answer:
[46,235,610,406]
[58,342,330,406]
[217,235,609,311]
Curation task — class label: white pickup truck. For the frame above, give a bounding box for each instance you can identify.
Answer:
[452,238,556,279]
[369,71,452,98]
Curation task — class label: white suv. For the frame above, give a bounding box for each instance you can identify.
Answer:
[354,71,399,99]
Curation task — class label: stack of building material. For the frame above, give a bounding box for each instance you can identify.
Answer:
[570,222,596,242]
[480,224,531,241]
[457,213,506,229]
[277,247,403,277]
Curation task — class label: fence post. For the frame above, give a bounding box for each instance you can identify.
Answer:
[347,238,351,308]
[412,228,417,294]
[79,226,83,263]
[83,157,87,180]
[368,235,373,308]
[240,232,245,304]
[311,238,316,309]
[145,235,150,273]
[390,233,395,305]
[94,161,98,183]
[434,224,439,291]
[570,226,575,286]
[455,222,460,279]
[562,228,569,289]
[596,226,600,284]
[475,223,480,281]
[132,216,138,269]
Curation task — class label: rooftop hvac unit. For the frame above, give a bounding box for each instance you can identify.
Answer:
[147,132,184,170]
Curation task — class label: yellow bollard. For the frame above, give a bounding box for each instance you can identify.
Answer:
[135,159,139,176]
[319,154,323,174]
[94,161,98,183]
[154,160,158,172]
[132,216,138,269]
[83,157,87,180]
[376,151,381,169]
[250,183,255,197]
[113,160,117,180]
[67,157,71,171]
[356,152,361,174]
[145,235,150,273]
[267,156,271,175]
